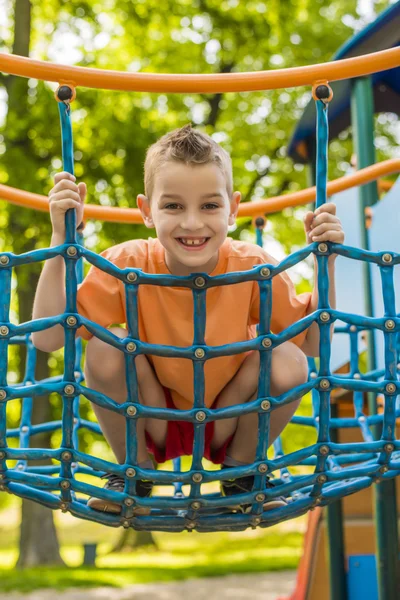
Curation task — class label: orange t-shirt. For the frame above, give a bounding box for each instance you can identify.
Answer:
[76,236,311,410]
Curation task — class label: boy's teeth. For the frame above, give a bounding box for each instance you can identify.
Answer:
[180,238,207,246]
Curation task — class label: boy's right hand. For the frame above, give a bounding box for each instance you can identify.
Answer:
[48,172,87,239]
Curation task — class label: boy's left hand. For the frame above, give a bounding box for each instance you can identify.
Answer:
[303,202,345,246]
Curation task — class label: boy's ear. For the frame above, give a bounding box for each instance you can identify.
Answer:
[137,194,154,228]
[228,191,241,226]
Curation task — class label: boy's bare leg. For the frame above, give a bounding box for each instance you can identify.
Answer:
[210,342,309,463]
[84,327,167,465]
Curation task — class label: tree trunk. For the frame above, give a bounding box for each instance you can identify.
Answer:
[4,0,64,567]
[109,529,157,554]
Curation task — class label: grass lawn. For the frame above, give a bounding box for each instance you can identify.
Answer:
[0,500,304,593]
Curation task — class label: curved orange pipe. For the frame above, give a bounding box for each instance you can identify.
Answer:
[0,160,398,224]
[0,48,399,93]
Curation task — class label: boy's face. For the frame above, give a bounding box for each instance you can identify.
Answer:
[137,162,241,276]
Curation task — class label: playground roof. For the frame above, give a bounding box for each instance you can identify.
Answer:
[287,2,400,164]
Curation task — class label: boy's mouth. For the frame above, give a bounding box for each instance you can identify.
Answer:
[176,237,210,251]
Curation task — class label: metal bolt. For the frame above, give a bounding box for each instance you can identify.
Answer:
[384,443,394,453]
[319,311,330,322]
[21,426,29,433]
[354,373,361,380]
[319,379,330,390]
[126,342,137,353]
[0,255,9,265]
[260,267,271,278]
[0,326,9,336]
[73,418,79,425]
[191,501,201,510]
[261,400,271,411]
[258,463,268,473]
[194,276,206,288]
[315,496,323,505]
[126,468,136,478]
[66,316,77,327]
[318,243,328,253]
[124,498,134,507]
[187,521,196,529]
[74,371,81,379]
[127,405,137,417]
[319,445,330,455]
[122,519,130,528]
[0,390,6,401]
[0,452,5,460]
[385,319,396,330]
[0,484,6,491]
[262,337,272,348]
[359,415,366,422]
[385,383,397,394]
[252,517,261,526]
[64,384,75,395]
[60,480,71,489]
[195,411,206,422]
[350,325,357,332]
[380,465,389,474]
[310,372,317,379]
[192,473,203,483]
[126,272,138,283]
[317,474,327,484]
[194,348,205,359]
[60,502,69,512]
[66,246,77,257]
[382,253,392,263]
[255,493,266,502]
[61,451,72,461]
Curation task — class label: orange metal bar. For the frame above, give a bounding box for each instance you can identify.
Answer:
[0,159,398,224]
[0,48,399,93]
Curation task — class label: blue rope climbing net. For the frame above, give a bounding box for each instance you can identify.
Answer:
[0,84,399,533]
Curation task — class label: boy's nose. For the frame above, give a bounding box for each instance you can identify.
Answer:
[180,213,204,231]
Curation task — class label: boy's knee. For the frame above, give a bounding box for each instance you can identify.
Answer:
[272,342,308,394]
[84,327,127,383]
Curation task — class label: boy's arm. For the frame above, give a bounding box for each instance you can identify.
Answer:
[300,202,344,358]
[32,172,86,353]
[300,255,336,357]
[31,232,68,353]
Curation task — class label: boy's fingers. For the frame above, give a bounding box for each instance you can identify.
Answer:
[49,180,79,196]
[78,182,87,199]
[313,202,336,216]
[54,171,76,184]
[303,211,314,230]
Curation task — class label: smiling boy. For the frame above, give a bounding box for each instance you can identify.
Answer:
[32,124,344,514]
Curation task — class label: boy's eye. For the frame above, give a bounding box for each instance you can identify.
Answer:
[164,203,219,210]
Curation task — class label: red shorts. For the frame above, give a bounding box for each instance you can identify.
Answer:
[145,388,234,465]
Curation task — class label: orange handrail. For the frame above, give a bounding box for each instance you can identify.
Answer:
[0,48,399,93]
[0,159,398,224]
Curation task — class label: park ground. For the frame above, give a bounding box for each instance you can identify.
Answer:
[0,501,304,597]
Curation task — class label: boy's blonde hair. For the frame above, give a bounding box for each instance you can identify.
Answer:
[144,124,233,201]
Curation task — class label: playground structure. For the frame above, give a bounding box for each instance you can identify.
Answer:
[0,3,400,600]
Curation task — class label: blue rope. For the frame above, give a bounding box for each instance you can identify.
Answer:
[0,93,398,532]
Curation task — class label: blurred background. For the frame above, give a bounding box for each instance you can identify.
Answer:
[0,0,399,595]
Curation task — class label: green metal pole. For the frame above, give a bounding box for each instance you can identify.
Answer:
[326,405,348,600]
[308,152,348,600]
[350,76,399,600]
